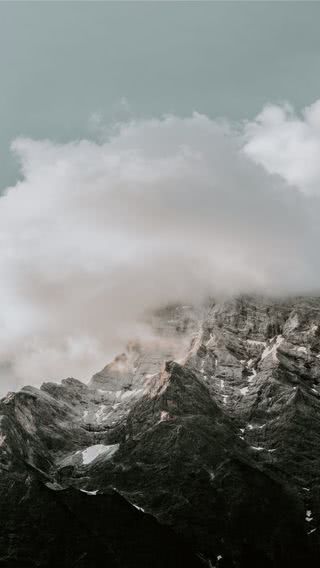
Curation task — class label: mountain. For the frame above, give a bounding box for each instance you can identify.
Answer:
[1,296,320,567]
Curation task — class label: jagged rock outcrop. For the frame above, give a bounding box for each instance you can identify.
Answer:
[1,296,320,566]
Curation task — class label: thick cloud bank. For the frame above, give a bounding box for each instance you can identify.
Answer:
[1,101,320,391]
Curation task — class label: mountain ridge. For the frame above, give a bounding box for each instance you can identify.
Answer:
[1,295,320,566]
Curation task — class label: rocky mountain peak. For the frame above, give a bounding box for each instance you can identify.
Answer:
[1,295,320,566]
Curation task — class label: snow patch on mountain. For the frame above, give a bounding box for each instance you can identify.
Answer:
[81,444,119,465]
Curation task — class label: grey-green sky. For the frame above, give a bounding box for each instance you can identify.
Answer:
[1,1,320,190]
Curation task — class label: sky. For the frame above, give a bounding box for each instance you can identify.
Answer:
[2,1,320,392]
[1,1,320,189]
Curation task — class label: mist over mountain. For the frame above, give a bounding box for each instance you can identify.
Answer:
[1,101,320,391]
[2,1,320,565]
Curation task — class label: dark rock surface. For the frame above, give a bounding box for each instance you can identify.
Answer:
[0,473,203,568]
[1,296,320,566]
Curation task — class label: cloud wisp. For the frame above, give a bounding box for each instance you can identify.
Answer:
[1,101,320,391]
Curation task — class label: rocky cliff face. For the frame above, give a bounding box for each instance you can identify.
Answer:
[1,296,320,567]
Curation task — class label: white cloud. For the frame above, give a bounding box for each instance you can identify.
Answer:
[0,104,320,391]
[244,100,320,195]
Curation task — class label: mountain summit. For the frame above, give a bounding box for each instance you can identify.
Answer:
[1,296,320,567]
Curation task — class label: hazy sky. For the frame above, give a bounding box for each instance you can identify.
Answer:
[2,2,320,392]
[1,1,320,190]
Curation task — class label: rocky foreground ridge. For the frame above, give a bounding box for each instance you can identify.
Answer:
[1,296,320,567]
